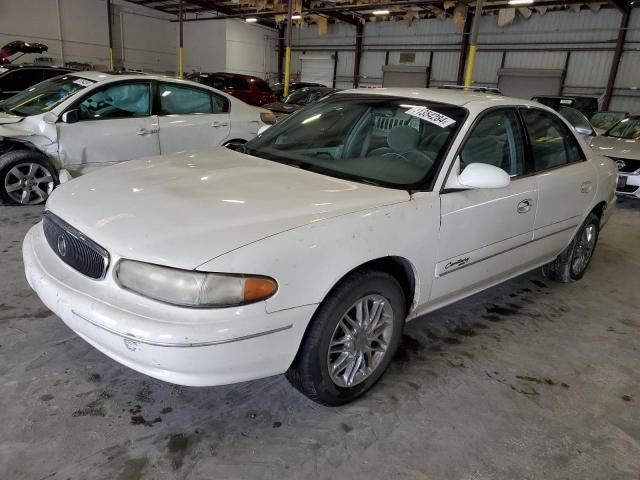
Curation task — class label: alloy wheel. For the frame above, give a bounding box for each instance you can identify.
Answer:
[4,162,55,205]
[571,224,597,276]
[327,294,394,388]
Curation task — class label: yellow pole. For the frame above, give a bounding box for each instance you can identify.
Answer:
[463,45,476,88]
[284,46,291,97]
[463,0,483,89]
[108,47,114,71]
[179,47,184,79]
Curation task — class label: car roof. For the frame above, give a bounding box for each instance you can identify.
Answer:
[336,87,536,108]
[193,72,265,81]
[1,64,75,71]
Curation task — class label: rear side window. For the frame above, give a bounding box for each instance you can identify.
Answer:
[460,108,525,176]
[159,83,229,114]
[255,81,272,92]
[225,77,249,90]
[521,109,584,171]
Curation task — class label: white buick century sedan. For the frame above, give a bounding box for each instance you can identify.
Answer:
[0,71,273,205]
[23,89,616,405]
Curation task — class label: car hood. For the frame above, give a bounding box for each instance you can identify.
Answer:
[46,148,410,269]
[0,111,24,125]
[590,135,640,160]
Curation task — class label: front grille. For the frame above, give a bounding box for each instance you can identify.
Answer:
[609,156,640,173]
[43,212,109,279]
[617,184,639,194]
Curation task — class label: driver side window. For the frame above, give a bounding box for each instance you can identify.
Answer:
[78,82,151,121]
[460,109,525,177]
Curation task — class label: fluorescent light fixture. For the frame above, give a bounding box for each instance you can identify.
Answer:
[507,0,533,4]
[245,17,258,22]
[372,9,390,15]
[292,14,302,19]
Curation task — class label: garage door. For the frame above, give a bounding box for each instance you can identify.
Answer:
[300,54,334,87]
[497,68,564,100]
[382,65,430,87]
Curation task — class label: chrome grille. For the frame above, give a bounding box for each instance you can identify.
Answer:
[43,212,109,279]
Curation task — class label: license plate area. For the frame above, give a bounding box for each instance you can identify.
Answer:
[617,175,627,189]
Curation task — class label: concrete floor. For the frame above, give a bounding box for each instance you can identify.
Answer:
[0,201,639,480]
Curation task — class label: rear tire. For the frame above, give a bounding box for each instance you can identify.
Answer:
[0,150,58,205]
[286,269,406,406]
[542,212,600,283]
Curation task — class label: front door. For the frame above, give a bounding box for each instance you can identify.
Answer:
[156,82,231,154]
[430,108,538,304]
[519,108,597,260]
[57,81,160,175]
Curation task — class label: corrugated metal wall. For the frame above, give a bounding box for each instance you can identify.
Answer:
[287,8,640,111]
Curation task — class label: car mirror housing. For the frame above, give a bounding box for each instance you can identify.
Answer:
[61,109,79,124]
[257,124,271,136]
[456,162,511,189]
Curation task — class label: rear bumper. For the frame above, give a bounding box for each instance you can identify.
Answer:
[23,224,317,387]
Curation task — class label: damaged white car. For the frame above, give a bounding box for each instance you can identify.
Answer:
[24,90,616,405]
[0,71,274,205]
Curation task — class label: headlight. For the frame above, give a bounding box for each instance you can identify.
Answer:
[260,111,276,125]
[115,260,277,308]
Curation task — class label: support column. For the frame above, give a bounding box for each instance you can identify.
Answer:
[353,22,363,88]
[284,0,294,97]
[107,0,114,71]
[602,7,630,111]
[277,24,285,83]
[463,0,484,89]
[178,0,184,79]
[456,10,472,85]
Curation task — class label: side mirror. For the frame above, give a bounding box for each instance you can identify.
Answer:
[575,126,595,138]
[257,124,271,136]
[61,109,79,124]
[457,162,511,189]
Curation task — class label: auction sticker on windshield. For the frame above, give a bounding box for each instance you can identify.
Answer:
[73,78,94,87]
[405,106,457,128]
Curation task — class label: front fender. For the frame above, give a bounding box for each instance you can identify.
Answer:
[197,195,440,314]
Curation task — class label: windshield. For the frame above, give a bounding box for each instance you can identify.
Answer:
[285,89,327,105]
[606,116,640,139]
[591,112,627,130]
[244,95,466,189]
[1,74,94,116]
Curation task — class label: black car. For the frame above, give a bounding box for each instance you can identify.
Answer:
[531,96,599,119]
[263,87,338,119]
[271,81,327,101]
[0,64,77,100]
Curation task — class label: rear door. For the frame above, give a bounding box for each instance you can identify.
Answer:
[156,82,231,154]
[430,108,538,303]
[520,108,596,258]
[57,81,159,175]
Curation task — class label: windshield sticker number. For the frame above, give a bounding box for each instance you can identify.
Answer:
[405,107,456,128]
[560,99,572,105]
[73,78,93,87]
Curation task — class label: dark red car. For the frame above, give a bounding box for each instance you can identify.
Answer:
[186,72,277,106]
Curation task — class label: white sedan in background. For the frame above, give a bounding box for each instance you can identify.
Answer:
[23,89,616,405]
[0,71,274,204]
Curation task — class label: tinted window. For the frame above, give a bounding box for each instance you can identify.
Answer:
[521,109,584,171]
[78,82,151,120]
[460,109,525,176]
[255,81,272,92]
[160,83,228,114]
[0,69,44,92]
[606,116,640,140]
[42,69,69,80]
[225,77,249,90]
[244,96,466,189]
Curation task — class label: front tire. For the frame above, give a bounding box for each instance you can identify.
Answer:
[286,269,406,406]
[542,212,600,283]
[0,150,58,205]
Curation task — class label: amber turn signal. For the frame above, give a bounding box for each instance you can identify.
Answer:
[243,277,278,302]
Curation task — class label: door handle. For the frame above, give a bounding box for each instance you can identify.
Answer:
[580,181,593,193]
[517,199,533,214]
[136,127,158,135]
[211,121,229,128]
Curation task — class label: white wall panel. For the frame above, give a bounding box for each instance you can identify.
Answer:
[473,51,502,84]
[225,20,276,78]
[430,51,458,84]
[614,51,640,89]
[121,12,176,72]
[565,51,613,89]
[361,51,385,83]
[504,51,566,69]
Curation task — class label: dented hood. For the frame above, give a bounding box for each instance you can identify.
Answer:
[46,148,410,269]
[0,111,24,125]
[591,135,640,161]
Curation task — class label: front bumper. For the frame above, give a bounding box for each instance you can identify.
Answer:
[23,223,317,387]
[616,172,640,199]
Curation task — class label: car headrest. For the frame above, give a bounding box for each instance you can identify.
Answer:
[387,125,419,152]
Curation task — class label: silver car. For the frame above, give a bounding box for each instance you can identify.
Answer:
[590,115,640,199]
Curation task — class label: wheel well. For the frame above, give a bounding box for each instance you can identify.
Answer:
[333,256,416,312]
[591,201,607,222]
[0,139,38,156]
